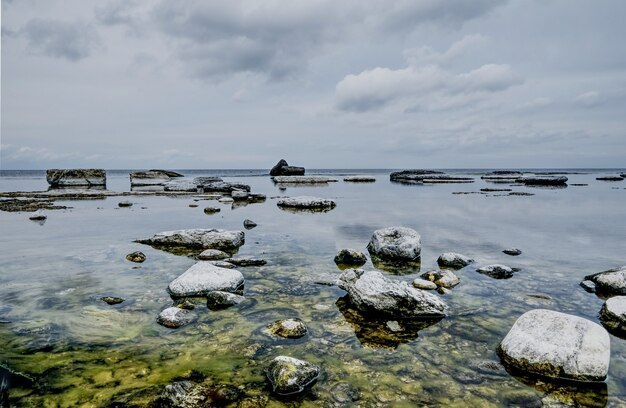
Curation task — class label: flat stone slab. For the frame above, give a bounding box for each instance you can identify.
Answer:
[277,196,336,209]
[344,176,376,182]
[136,229,245,251]
[516,176,568,185]
[272,176,338,184]
[168,262,244,298]
[498,309,610,381]
[46,169,106,187]
[130,171,172,186]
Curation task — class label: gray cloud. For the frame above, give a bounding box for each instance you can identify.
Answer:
[20,19,100,61]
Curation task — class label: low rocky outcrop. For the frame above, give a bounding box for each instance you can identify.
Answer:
[46,169,106,188]
[231,190,248,200]
[130,171,172,186]
[270,159,305,176]
[126,251,146,263]
[167,262,244,298]
[243,219,257,229]
[420,270,460,289]
[390,170,444,182]
[272,176,338,184]
[367,227,421,263]
[516,176,568,185]
[599,296,626,335]
[265,356,319,396]
[277,196,336,210]
[476,264,514,279]
[206,291,246,310]
[163,180,199,192]
[156,307,197,328]
[334,249,367,266]
[136,229,245,251]
[596,176,624,181]
[503,248,522,256]
[28,210,47,221]
[583,266,626,295]
[437,252,474,269]
[197,249,229,261]
[498,309,610,381]
[343,176,376,182]
[481,171,523,181]
[202,182,251,193]
[267,319,308,339]
[338,269,447,318]
[390,170,473,184]
[118,201,132,207]
[150,169,184,178]
[224,257,266,267]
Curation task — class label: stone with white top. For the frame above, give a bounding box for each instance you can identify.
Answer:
[168,262,244,298]
[367,227,421,263]
[136,229,245,251]
[599,296,626,335]
[437,252,474,269]
[583,266,626,295]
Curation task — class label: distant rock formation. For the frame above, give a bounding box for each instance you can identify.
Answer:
[46,169,106,188]
[270,159,305,176]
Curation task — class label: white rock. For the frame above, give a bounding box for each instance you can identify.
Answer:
[197,249,229,260]
[437,252,474,269]
[338,269,446,318]
[412,279,438,290]
[277,196,336,209]
[168,262,244,298]
[584,266,626,295]
[156,307,196,328]
[218,197,234,203]
[600,296,626,333]
[231,190,249,200]
[498,309,610,381]
[367,227,421,262]
[136,229,245,251]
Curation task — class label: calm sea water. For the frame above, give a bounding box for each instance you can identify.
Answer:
[1,169,625,407]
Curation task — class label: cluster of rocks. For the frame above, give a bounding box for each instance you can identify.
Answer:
[129,170,184,186]
[390,170,474,184]
[580,266,626,336]
[270,159,305,176]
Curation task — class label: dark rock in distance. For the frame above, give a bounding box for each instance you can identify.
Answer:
[118,201,133,207]
[149,169,184,177]
[503,248,522,256]
[243,219,257,229]
[46,169,106,187]
[596,176,624,181]
[270,159,305,176]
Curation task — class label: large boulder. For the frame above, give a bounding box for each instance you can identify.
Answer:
[599,296,626,335]
[168,262,244,298]
[270,159,305,176]
[367,227,421,263]
[498,309,610,382]
[583,266,626,295]
[136,229,245,251]
[46,169,106,187]
[437,252,474,269]
[337,269,446,318]
[265,356,319,396]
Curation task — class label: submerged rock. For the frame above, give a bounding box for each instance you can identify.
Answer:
[197,249,229,261]
[599,296,626,335]
[596,176,624,181]
[203,206,221,215]
[367,227,421,263]
[277,196,336,210]
[265,356,320,396]
[46,168,106,187]
[206,291,246,310]
[334,249,367,266]
[344,176,375,182]
[156,307,197,328]
[437,252,474,269]
[503,248,522,256]
[28,210,47,221]
[338,269,446,318]
[476,264,514,279]
[516,176,568,185]
[498,309,610,381]
[118,201,133,207]
[270,159,305,176]
[101,296,125,305]
[583,266,626,295]
[421,270,460,289]
[267,318,308,339]
[126,251,146,263]
[168,262,244,298]
[161,381,241,408]
[136,229,245,251]
[224,257,266,267]
[243,219,257,229]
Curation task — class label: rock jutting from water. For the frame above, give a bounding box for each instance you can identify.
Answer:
[197,249,229,260]
[118,201,132,207]
[206,291,246,310]
[344,176,376,182]
[599,296,626,335]
[156,307,197,328]
[337,269,447,318]
[270,159,305,176]
[203,182,251,194]
[420,270,460,289]
[129,171,172,186]
[580,280,596,293]
[476,264,514,279]
[161,381,242,408]
[203,206,220,215]
[28,210,47,221]
[437,252,474,269]
[516,176,568,185]
[267,318,308,339]
[596,176,624,181]
[503,248,522,256]
[497,309,610,382]
[167,262,244,298]
[334,249,367,266]
[231,190,248,200]
[277,196,336,210]
[243,219,257,229]
[265,356,320,396]
[367,226,421,263]
[583,265,626,295]
[272,176,338,184]
[46,169,106,188]
[101,296,125,305]
[126,251,146,263]
[136,229,245,251]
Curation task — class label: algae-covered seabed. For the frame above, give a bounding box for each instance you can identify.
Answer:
[1,171,625,407]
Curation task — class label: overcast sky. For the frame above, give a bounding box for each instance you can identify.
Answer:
[1,0,625,169]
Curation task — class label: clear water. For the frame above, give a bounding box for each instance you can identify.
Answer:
[1,169,625,407]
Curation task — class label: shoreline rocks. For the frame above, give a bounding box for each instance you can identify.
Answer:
[498,309,610,382]
[420,270,460,289]
[599,296,626,335]
[136,229,245,251]
[130,171,172,186]
[46,169,106,188]
[270,159,305,176]
[334,249,367,266]
[197,249,229,261]
[206,291,246,310]
[437,252,474,269]
[265,356,320,396]
[101,296,125,305]
[338,269,447,318]
[583,266,626,295]
[243,219,257,229]
[476,264,514,279]
[367,227,421,263]
[167,262,244,298]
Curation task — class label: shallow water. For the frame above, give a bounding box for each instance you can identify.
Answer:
[1,169,625,407]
